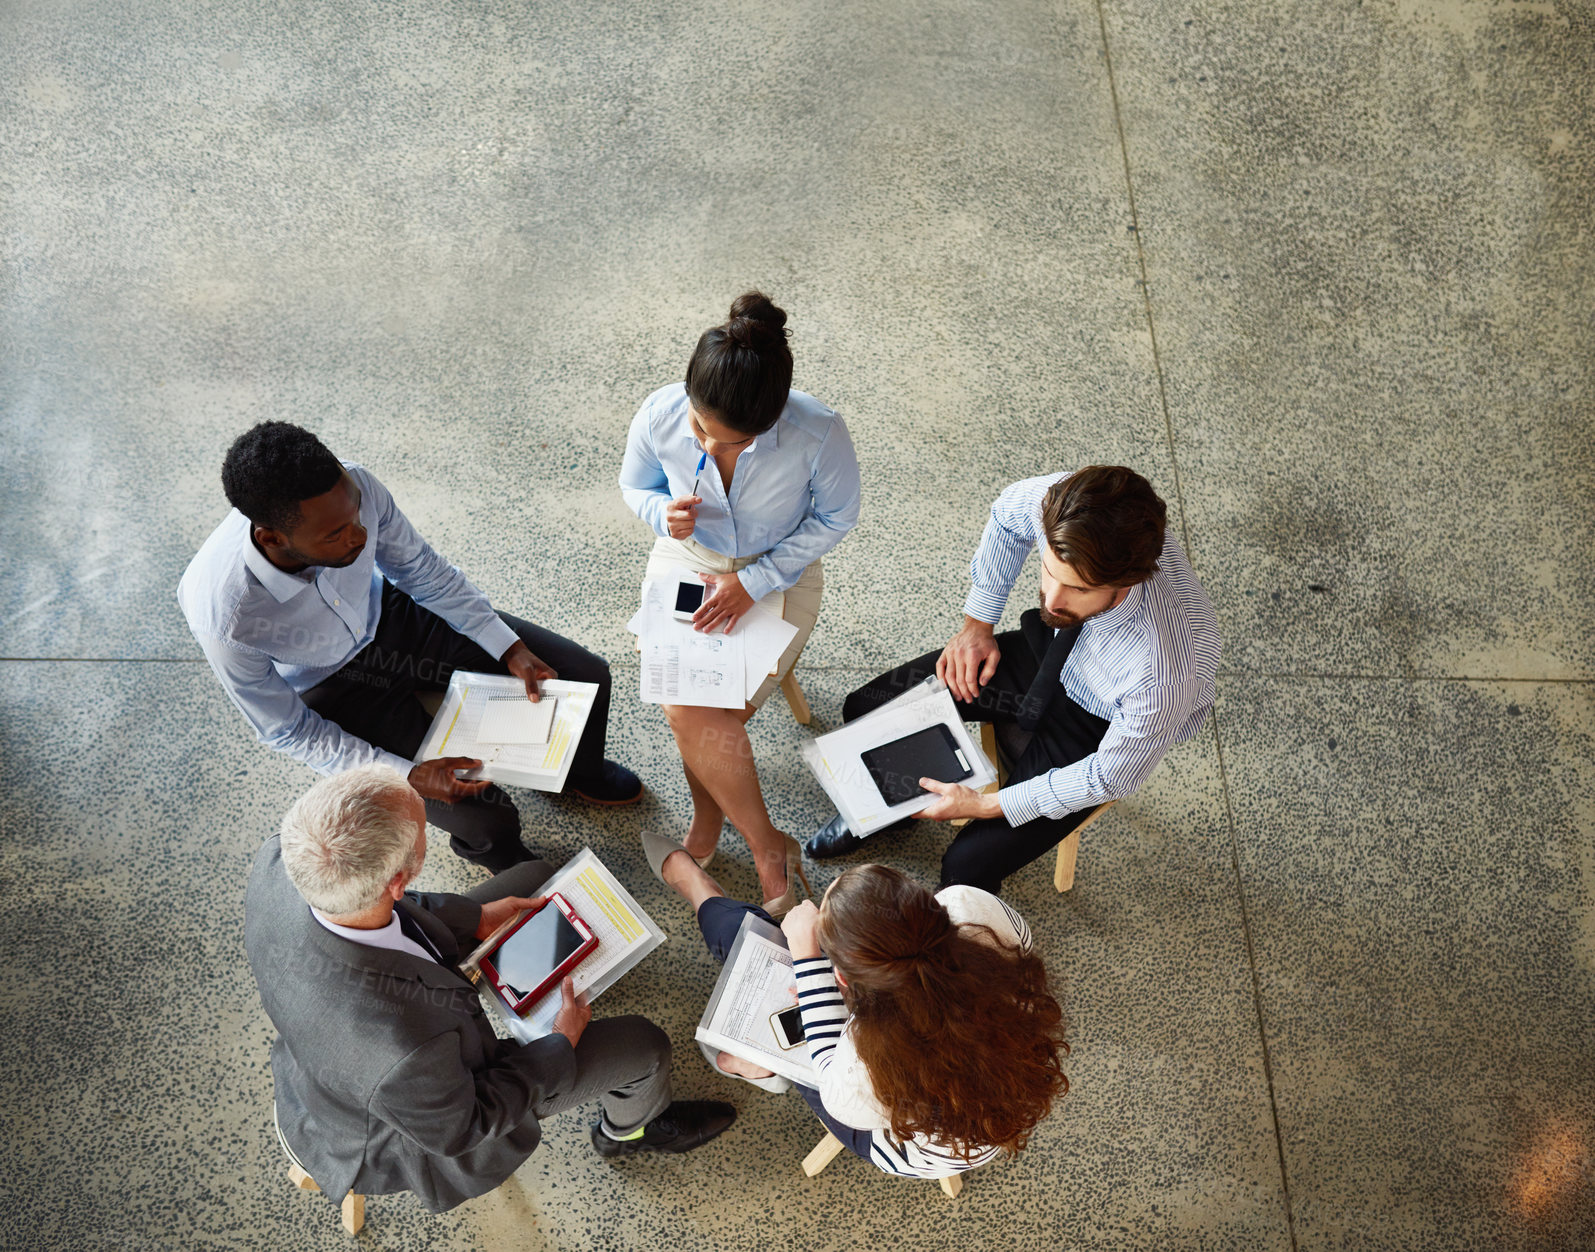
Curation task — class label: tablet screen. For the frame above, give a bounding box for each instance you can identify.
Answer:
[860,725,973,806]
[494,906,588,1000]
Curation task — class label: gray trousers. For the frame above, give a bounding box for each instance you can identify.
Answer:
[466,861,671,1134]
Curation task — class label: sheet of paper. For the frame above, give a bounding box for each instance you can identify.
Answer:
[694,913,815,1085]
[476,694,556,745]
[630,577,795,702]
[416,673,596,791]
[637,598,747,710]
[469,848,667,1043]
[738,596,799,696]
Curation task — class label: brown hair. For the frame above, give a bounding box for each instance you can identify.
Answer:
[816,865,1069,1159]
[683,291,794,435]
[1040,465,1167,587]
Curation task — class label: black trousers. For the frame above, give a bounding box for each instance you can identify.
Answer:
[842,609,1110,895]
[303,583,613,871]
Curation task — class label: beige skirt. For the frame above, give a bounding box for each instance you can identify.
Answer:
[644,534,823,711]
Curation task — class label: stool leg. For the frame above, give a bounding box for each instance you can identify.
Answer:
[341,1192,364,1236]
[288,1164,319,1192]
[802,1132,845,1177]
[1054,800,1114,893]
[939,1172,964,1199]
[780,670,812,725]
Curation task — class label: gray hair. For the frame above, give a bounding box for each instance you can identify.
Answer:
[279,766,422,916]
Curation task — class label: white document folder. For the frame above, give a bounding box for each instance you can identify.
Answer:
[695,911,816,1086]
[414,671,597,792]
[799,676,998,838]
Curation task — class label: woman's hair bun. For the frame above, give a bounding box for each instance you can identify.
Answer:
[724,290,790,352]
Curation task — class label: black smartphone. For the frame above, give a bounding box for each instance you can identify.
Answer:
[770,1005,805,1050]
[672,580,706,620]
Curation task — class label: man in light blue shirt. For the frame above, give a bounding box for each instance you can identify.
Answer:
[807,466,1220,896]
[179,422,641,871]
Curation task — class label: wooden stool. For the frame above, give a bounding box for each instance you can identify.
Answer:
[802,1131,964,1198]
[276,1105,364,1236]
[956,723,1114,893]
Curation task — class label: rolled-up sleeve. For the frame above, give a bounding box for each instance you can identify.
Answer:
[999,678,1207,824]
[736,421,861,603]
[962,477,1052,625]
[364,470,518,662]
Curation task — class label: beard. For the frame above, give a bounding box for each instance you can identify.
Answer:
[1038,589,1084,630]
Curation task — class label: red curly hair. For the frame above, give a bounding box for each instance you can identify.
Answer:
[816,865,1069,1159]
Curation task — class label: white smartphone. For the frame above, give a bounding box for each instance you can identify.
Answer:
[671,578,706,621]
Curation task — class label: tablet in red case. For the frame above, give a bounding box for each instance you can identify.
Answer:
[479,894,599,1015]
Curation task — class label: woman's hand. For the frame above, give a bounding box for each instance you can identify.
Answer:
[780,900,822,959]
[665,495,702,540]
[692,572,755,634]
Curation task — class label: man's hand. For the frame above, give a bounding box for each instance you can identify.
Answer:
[503,640,557,702]
[550,977,591,1048]
[408,757,492,803]
[779,899,822,960]
[692,572,755,635]
[475,896,545,941]
[936,617,1001,703]
[916,778,1003,823]
[665,495,702,540]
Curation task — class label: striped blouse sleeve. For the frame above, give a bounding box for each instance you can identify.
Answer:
[792,955,890,1132]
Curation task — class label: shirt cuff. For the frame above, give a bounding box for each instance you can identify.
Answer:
[736,564,780,604]
[997,778,1048,827]
[380,748,417,776]
[961,588,1005,625]
[474,617,521,664]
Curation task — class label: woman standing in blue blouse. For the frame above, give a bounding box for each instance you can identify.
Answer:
[619,292,861,915]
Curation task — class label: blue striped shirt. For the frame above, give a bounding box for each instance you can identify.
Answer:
[963,472,1221,826]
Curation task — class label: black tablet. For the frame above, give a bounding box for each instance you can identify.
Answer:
[860,724,974,807]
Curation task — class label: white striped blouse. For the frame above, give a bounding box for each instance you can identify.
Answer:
[961,471,1221,826]
[792,886,1036,1179]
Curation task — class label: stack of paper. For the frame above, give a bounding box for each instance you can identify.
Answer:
[627,575,799,708]
[695,912,816,1086]
[464,848,667,1043]
[799,676,998,838]
[414,671,597,792]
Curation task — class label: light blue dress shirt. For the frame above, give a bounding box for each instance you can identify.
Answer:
[618,383,862,602]
[963,472,1222,826]
[177,463,519,776]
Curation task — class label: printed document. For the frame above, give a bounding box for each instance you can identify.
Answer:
[465,848,666,1043]
[695,912,816,1085]
[415,672,596,792]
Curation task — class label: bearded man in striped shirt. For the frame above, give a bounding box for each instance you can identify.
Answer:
[806,466,1221,896]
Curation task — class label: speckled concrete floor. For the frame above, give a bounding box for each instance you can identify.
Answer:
[1,1,1590,1250]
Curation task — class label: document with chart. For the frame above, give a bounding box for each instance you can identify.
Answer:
[628,577,797,708]
[414,671,598,792]
[695,912,816,1086]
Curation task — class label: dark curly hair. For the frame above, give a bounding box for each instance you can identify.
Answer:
[683,291,794,435]
[221,422,344,532]
[816,865,1069,1160]
[1040,466,1166,588]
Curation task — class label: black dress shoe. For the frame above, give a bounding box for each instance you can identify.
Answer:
[570,761,644,806]
[590,1100,737,1157]
[806,813,867,860]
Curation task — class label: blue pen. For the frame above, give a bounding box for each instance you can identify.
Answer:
[691,450,707,499]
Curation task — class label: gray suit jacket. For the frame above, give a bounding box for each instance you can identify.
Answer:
[244,837,577,1211]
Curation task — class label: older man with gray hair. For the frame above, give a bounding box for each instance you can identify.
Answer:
[245,766,735,1214]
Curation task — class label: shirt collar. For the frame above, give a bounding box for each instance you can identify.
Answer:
[677,417,780,455]
[240,520,316,603]
[1090,579,1145,631]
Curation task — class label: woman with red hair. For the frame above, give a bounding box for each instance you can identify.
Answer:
[643,831,1069,1177]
